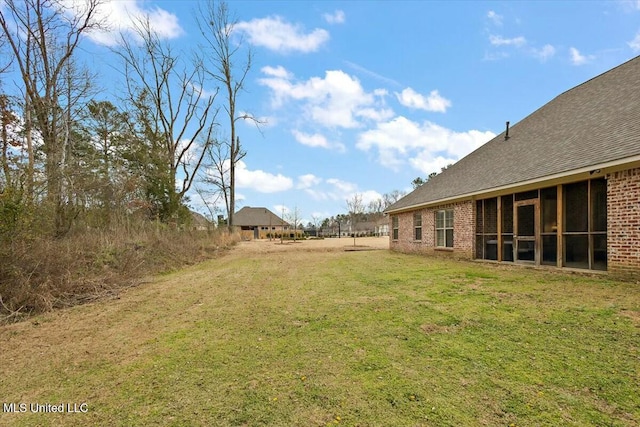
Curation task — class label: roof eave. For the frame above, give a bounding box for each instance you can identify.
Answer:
[385,155,640,215]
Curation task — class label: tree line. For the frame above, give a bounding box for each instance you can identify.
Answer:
[0,0,250,239]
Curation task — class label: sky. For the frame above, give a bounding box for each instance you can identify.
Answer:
[5,0,640,224]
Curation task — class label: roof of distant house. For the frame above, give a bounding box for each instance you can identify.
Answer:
[386,55,640,213]
[234,206,289,227]
[190,210,211,227]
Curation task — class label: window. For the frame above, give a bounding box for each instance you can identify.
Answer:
[563,178,607,270]
[435,209,453,248]
[392,216,399,240]
[413,212,422,241]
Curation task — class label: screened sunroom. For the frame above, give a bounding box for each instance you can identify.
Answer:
[475,178,607,271]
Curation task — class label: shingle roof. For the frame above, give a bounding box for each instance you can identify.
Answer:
[386,55,640,213]
[234,207,289,227]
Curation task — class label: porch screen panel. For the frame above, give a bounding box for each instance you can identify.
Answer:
[565,181,588,232]
[475,201,484,258]
[563,179,607,270]
[475,198,497,260]
[541,186,558,265]
[591,179,607,270]
[501,195,514,262]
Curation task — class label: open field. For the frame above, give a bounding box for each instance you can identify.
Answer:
[0,237,638,426]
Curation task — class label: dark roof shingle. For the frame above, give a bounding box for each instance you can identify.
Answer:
[234,207,289,227]
[386,55,640,213]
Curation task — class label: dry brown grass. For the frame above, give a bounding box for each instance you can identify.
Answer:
[0,225,240,321]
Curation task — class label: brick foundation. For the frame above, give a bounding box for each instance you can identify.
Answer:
[607,167,640,279]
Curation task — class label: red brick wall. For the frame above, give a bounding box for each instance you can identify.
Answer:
[608,167,640,278]
[389,200,474,259]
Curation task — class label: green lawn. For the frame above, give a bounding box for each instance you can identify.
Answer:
[1,244,638,426]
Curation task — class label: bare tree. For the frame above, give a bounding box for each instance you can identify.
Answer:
[193,185,220,230]
[382,190,406,210]
[0,95,19,188]
[0,0,102,234]
[286,205,302,242]
[200,134,245,223]
[310,214,322,237]
[117,18,218,222]
[198,0,259,230]
[346,193,365,246]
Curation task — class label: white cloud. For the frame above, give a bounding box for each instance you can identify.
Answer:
[326,179,379,205]
[297,174,322,189]
[261,65,293,79]
[408,154,459,177]
[65,0,183,46]
[569,47,594,65]
[487,10,503,26]
[297,176,381,204]
[273,204,289,216]
[356,116,495,173]
[236,161,293,193]
[176,138,203,169]
[359,190,384,206]
[487,33,556,63]
[291,130,346,152]
[190,83,219,99]
[396,88,451,113]
[489,35,527,47]
[291,130,328,148]
[304,189,331,201]
[235,16,329,53]
[356,107,395,122]
[259,67,393,129]
[628,31,640,52]
[327,178,358,195]
[532,44,556,62]
[323,10,346,24]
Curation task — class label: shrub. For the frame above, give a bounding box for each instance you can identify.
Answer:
[0,225,240,321]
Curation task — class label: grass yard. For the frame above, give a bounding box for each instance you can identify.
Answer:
[0,238,638,426]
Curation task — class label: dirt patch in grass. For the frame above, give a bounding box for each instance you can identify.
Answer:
[419,323,459,334]
[619,308,640,326]
[232,236,389,255]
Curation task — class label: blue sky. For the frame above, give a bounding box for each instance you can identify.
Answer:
[8,0,640,223]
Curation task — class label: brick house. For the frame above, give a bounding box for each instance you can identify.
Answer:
[234,206,291,240]
[385,55,640,278]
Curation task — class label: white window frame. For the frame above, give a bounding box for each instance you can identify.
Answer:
[392,216,399,240]
[413,212,422,241]
[435,209,454,248]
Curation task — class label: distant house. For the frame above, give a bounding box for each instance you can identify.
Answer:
[190,211,213,231]
[234,206,291,240]
[385,55,640,278]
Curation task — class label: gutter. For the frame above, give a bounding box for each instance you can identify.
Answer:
[385,155,640,215]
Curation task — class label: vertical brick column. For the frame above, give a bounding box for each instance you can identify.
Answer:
[607,167,640,279]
